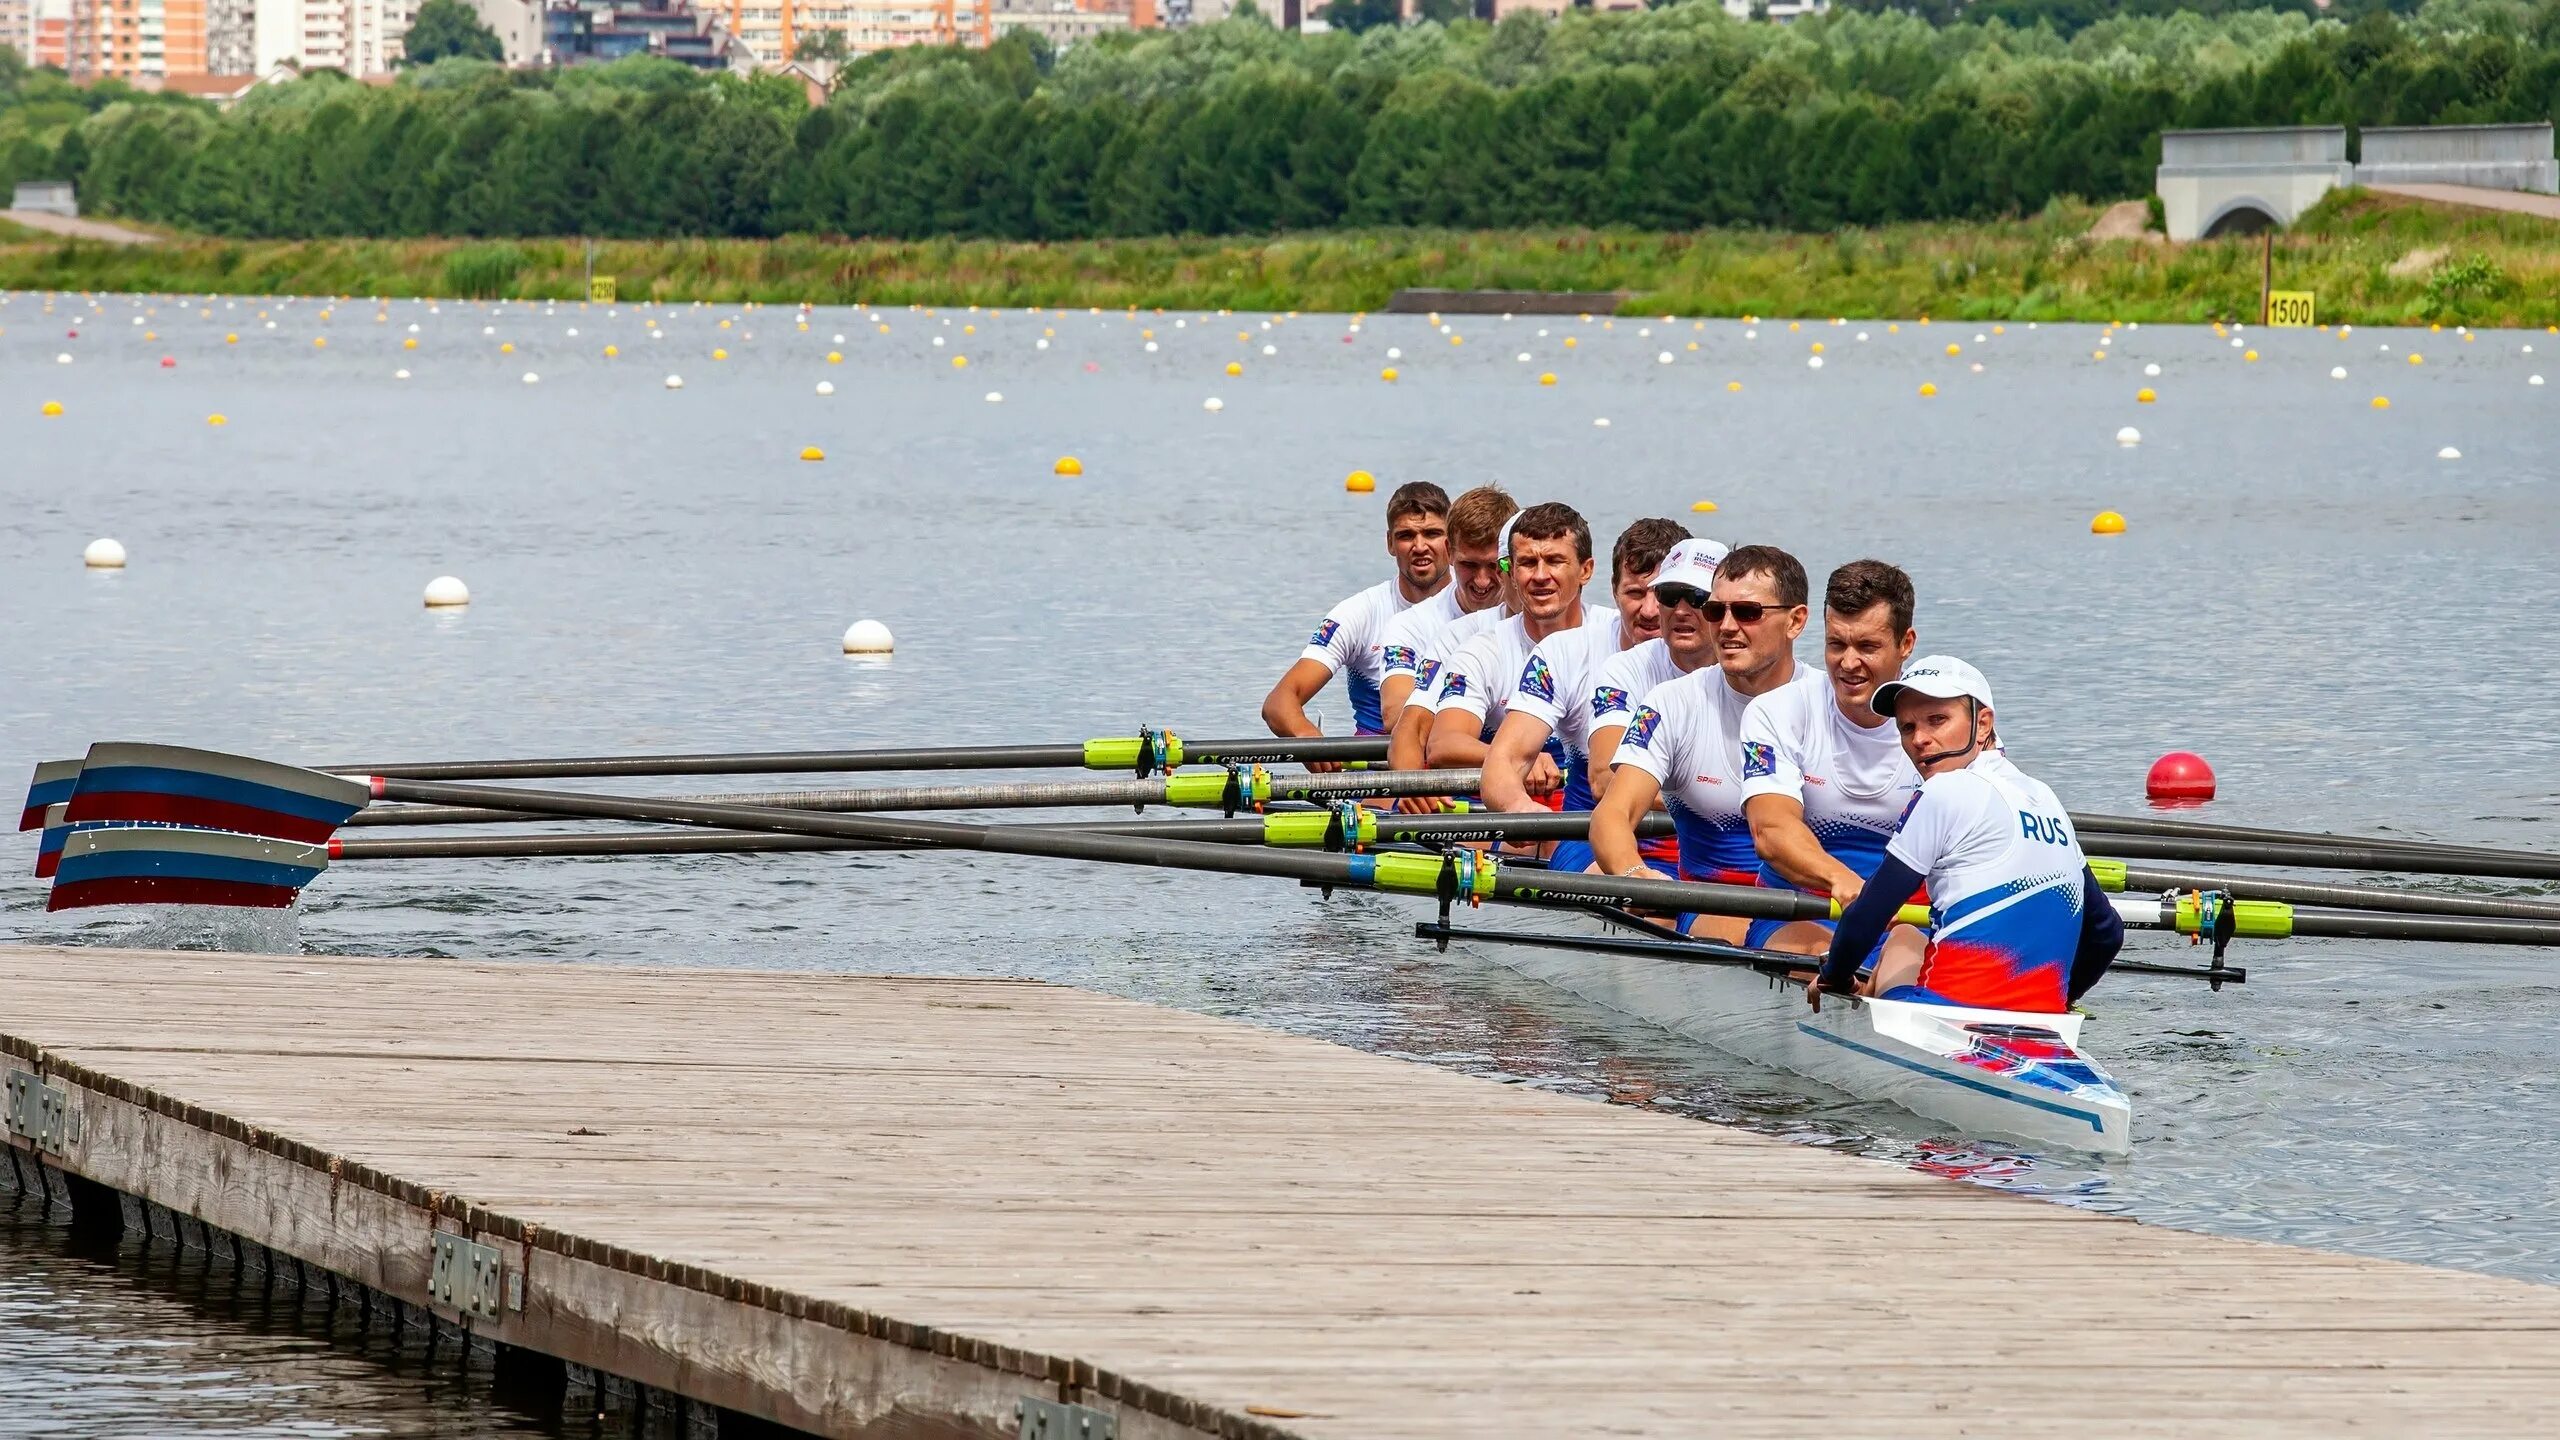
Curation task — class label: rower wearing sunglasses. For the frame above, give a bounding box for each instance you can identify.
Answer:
[1737,561,1924,957]
[1580,537,1728,877]
[1422,503,1598,781]
[1477,518,1693,870]
[1590,544,1828,941]
[1805,657,2123,1015]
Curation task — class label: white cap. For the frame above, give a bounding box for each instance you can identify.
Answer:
[1648,537,1728,590]
[1871,655,1996,715]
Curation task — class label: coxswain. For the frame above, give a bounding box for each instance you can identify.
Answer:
[1261,481,1450,742]
[1480,518,1691,869]
[1588,544,1826,941]
[1739,561,1923,955]
[1807,657,2123,1014]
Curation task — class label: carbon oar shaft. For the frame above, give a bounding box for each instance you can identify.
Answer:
[2109,861,2560,922]
[347,769,1487,827]
[334,734,1391,781]
[2096,835,2560,882]
[2078,811,2548,869]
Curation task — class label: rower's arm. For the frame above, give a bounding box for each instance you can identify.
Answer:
[1585,723,1626,803]
[2067,865,2124,1002]
[1386,699,1433,772]
[1820,855,1924,993]
[1377,673,1417,735]
[1480,712,1552,814]
[1591,767,1662,877]
[1745,794,1863,900]
[1423,704,1492,769]
[1260,658,1334,739]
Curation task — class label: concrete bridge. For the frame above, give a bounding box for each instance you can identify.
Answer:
[2156,122,2558,241]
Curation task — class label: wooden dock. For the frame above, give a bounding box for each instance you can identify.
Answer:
[5,944,2558,1438]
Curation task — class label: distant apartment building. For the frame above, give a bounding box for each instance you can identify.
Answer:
[250,0,418,74]
[471,0,540,61]
[204,0,248,67]
[26,0,68,65]
[1,0,27,62]
[992,0,1151,49]
[544,0,722,66]
[714,0,997,65]
[62,0,208,83]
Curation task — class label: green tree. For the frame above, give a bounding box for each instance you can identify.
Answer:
[401,0,505,67]
[794,29,852,63]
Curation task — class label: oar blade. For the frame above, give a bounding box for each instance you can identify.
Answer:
[62,742,372,843]
[46,825,329,913]
[20,758,81,831]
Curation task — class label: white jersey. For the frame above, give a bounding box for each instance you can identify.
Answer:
[1614,663,1827,882]
[1586,638,1689,740]
[1404,606,1508,716]
[1434,611,1614,740]
[1509,618,1632,811]
[1379,587,1465,700]
[1297,578,1427,735]
[1886,750,2089,1013]
[1738,681,1921,892]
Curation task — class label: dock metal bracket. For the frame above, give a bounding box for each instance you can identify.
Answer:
[427,1231,509,1320]
[3,1069,78,1154]
[1017,1397,1117,1440]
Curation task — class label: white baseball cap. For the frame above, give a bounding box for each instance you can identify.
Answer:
[1648,537,1729,590]
[1871,655,1996,715]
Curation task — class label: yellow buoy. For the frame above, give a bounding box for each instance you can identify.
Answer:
[2407,353,2423,366]
[1810,342,1824,355]
[1380,367,1398,382]
[1945,343,1961,357]
[1345,470,1376,493]
[877,324,890,334]
[312,337,326,348]
[41,400,63,416]
[952,356,968,369]
[1725,380,1742,392]
[225,333,238,343]
[1918,383,1937,397]
[1788,322,1801,332]
[826,351,842,364]
[713,348,728,360]
[403,337,417,350]
[1563,337,1577,349]
[2091,511,2127,535]
[1226,362,1242,376]
[2371,396,2391,409]
[2136,388,2156,403]
[1449,334,1463,346]
[499,342,514,354]
[1690,500,1718,513]
[604,344,618,357]
[800,446,824,462]
[2092,350,2108,360]
[2243,350,2258,362]
[206,413,227,426]
[1538,372,1557,386]
[1054,456,1084,476]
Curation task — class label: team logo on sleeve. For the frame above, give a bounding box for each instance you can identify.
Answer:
[1589,685,1630,718]
[1416,659,1442,690]
[1438,671,1471,700]
[1383,644,1417,673]
[1308,618,1341,647]
[1893,792,1924,829]
[1623,705,1663,749]
[1741,741,1776,779]
[1519,654,1557,703]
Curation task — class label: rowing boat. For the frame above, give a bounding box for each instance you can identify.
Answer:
[1430,906,2135,1156]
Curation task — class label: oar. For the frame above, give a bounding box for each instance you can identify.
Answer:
[2095,858,2560,923]
[2109,891,2560,947]
[330,732,1391,781]
[343,769,1489,827]
[2076,810,2548,869]
[1419,919,2246,985]
[2093,834,2560,883]
[328,810,1674,861]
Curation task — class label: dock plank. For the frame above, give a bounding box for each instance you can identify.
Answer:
[4,945,2558,1438]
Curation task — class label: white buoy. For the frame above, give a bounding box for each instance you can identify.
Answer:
[842,619,895,654]
[1386,347,1402,360]
[522,372,540,385]
[395,368,411,380]
[55,352,71,364]
[1035,339,1049,350]
[83,537,126,569]
[2438,446,2462,460]
[1593,417,1611,428]
[2331,367,2347,380]
[423,575,470,607]
[1203,397,1224,411]
[1516,352,1532,362]
[816,380,835,395]
[2116,426,2142,447]
[1807,356,1824,370]
[665,375,684,389]
[1144,341,1159,353]
[2143,363,2161,377]
[1658,351,1675,365]
[1261,344,1276,356]
[1745,329,1757,340]
[1856,332,1869,341]
[984,392,1003,403]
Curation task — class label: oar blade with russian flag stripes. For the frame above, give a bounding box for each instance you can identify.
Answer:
[61,743,372,843]
[32,803,82,879]
[45,825,330,912]
[21,759,82,831]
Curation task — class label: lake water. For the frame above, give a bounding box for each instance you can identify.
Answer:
[4,291,2558,1432]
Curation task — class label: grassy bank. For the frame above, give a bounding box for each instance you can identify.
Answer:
[3,193,2555,325]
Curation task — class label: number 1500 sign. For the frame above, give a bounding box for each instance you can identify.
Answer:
[2267,291,2315,327]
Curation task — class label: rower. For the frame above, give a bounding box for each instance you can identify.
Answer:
[1739,561,1923,956]
[1480,518,1691,870]
[1588,544,1826,941]
[1261,481,1451,742]
[1807,657,2124,1015]
[1377,486,1515,737]
[1582,537,1725,875]
[1423,503,1595,776]
[1382,495,1518,811]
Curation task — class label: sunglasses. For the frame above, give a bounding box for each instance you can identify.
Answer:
[1657,587,1786,624]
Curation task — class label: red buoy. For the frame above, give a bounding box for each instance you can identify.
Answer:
[159,356,176,368]
[2147,751,2216,802]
